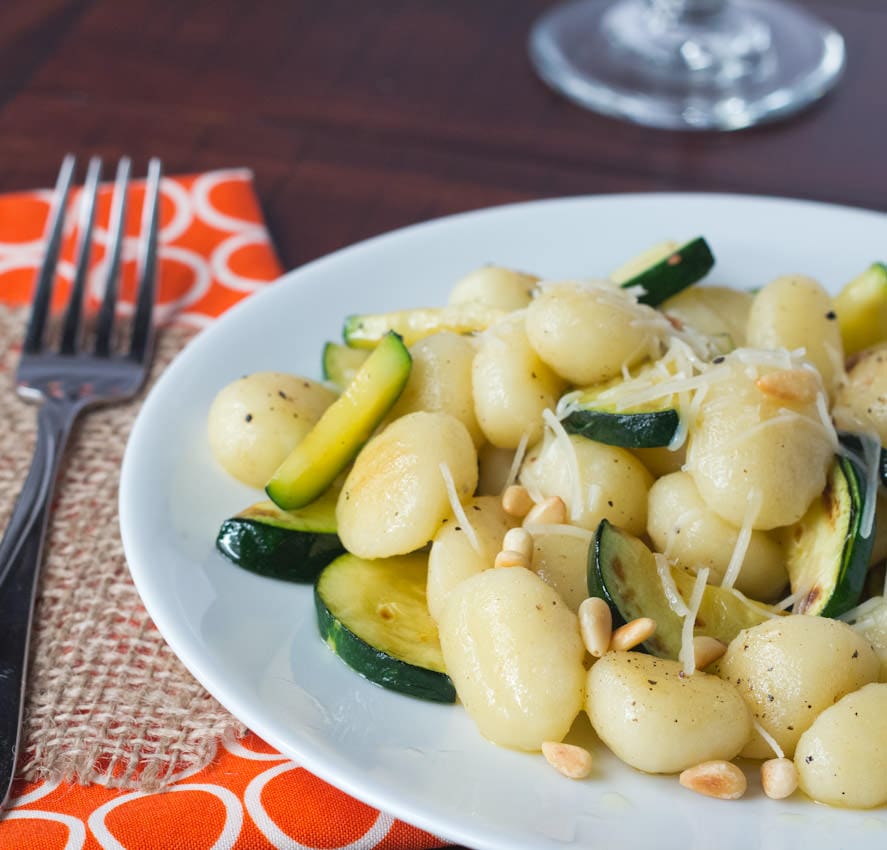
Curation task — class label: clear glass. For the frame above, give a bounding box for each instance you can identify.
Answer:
[528,0,845,130]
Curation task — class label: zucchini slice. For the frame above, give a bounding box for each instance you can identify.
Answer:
[616,237,715,307]
[315,553,456,703]
[321,341,369,391]
[589,519,684,657]
[266,331,411,510]
[784,449,875,618]
[589,520,777,658]
[216,492,344,582]
[834,262,887,357]
[343,303,503,349]
[562,373,680,449]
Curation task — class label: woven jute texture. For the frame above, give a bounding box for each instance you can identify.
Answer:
[0,305,246,792]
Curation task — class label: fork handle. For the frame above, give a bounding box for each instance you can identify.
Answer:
[0,399,79,808]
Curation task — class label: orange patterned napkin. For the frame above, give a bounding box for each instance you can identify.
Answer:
[0,168,446,850]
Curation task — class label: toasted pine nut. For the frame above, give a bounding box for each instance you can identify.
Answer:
[693,635,727,669]
[578,597,612,658]
[609,617,656,652]
[541,741,593,779]
[494,549,528,569]
[755,368,820,404]
[679,760,747,800]
[503,527,534,562]
[523,495,567,526]
[502,484,534,518]
[761,758,798,800]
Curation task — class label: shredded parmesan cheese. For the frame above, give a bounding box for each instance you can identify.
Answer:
[835,431,880,542]
[859,432,880,541]
[726,586,784,619]
[542,408,583,522]
[721,488,762,590]
[774,588,808,612]
[653,553,689,617]
[753,720,785,760]
[679,566,709,676]
[505,430,531,491]
[439,462,479,552]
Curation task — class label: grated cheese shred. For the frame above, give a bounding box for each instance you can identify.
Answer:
[721,487,762,590]
[504,430,531,491]
[542,408,584,522]
[439,462,479,553]
[753,720,785,760]
[654,553,690,618]
[680,566,709,676]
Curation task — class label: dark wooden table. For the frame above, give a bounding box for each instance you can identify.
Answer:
[0,0,883,274]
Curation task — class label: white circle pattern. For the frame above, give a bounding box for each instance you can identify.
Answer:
[87,784,243,850]
[192,170,258,233]
[210,229,273,294]
[244,763,395,850]
[2,809,86,850]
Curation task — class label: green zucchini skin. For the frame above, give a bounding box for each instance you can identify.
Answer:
[620,237,715,307]
[266,331,411,510]
[589,520,777,657]
[589,520,683,657]
[787,440,875,618]
[563,407,680,449]
[321,341,369,392]
[216,498,345,583]
[314,554,456,703]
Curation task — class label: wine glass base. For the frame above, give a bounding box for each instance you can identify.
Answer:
[529,0,845,130]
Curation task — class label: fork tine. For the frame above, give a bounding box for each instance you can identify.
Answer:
[59,156,102,355]
[94,157,131,357]
[23,155,77,355]
[129,157,162,364]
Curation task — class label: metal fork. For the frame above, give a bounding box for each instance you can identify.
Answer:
[0,155,162,808]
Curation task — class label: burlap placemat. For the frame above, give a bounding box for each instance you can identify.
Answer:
[0,304,246,792]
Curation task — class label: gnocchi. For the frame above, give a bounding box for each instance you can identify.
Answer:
[438,567,585,751]
[718,615,879,759]
[208,371,336,488]
[336,411,478,559]
[586,652,752,774]
[795,683,887,809]
[208,240,887,812]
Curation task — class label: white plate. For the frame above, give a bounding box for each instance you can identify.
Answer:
[120,194,887,850]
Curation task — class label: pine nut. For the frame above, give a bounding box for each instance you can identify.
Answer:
[693,635,727,669]
[502,484,534,518]
[523,495,567,526]
[761,758,798,800]
[494,549,528,569]
[755,368,820,404]
[609,617,656,652]
[541,742,593,779]
[679,760,747,800]
[503,527,534,562]
[578,597,612,658]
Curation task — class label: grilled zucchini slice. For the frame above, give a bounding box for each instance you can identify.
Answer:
[588,520,778,658]
[216,492,344,582]
[614,237,715,307]
[266,331,411,510]
[785,446,875,618]
[315,553,455,703]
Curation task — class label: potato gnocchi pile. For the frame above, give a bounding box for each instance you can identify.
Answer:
[208,239,887,810]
